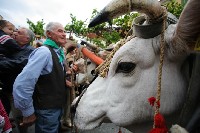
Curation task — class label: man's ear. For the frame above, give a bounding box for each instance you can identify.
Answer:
[46,30,51,38]
[26,36,30,43]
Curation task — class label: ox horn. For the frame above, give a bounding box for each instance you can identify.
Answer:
[173,0,200,51]
[88,0,163,27]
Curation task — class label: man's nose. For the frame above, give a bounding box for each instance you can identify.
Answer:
[62,32,66,36]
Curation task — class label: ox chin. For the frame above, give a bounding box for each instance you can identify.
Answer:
[74,114,112,131]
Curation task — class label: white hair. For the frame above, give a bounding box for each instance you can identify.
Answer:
[44,22,63,37]
[20,27,35,42]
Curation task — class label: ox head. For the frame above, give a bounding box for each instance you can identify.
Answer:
[74,0,200,132]
[76,58,97,85]
[75,46,104,85]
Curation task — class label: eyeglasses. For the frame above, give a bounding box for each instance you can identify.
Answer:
[16,30,26,36]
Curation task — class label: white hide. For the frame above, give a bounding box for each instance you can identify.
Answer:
[170,124,189,133]
[76,59,97,85]
[74,24,188,132]
[74,58,85,74]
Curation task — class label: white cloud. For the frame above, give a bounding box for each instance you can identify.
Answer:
[0,0,112,28]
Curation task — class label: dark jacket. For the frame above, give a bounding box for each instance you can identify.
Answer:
[0,44,35,93]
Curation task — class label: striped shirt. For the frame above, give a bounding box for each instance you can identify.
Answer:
[0,35,12,44]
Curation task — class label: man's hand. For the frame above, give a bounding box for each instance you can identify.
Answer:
[66,80,73,88]
[73,58,85,73]
[71,64,79,72]
[20,113,36,127]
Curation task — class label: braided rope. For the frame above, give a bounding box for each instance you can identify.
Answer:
[153,8,167,128]
[95,15,135,78]
[95,35,134,77]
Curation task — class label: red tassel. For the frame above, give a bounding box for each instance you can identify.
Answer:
[148,113,168,133]
[148,97,156,106]
[154,113,166,128]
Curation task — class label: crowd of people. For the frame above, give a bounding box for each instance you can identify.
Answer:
[0,19,83,133]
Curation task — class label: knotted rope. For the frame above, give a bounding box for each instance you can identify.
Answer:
[147,8,168,133]
[95,34,134,77]
[154,7,167,120]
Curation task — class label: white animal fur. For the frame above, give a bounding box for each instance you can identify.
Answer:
[170,124,189,133]
[74,0,200,132]
[74,25,188,132]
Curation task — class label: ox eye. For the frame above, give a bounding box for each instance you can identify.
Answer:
[116,62,136,73]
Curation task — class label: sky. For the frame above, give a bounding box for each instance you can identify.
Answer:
[0,0,112,28]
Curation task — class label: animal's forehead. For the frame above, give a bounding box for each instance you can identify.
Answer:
[113,37,156,61]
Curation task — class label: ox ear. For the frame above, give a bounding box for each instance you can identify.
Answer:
[172,0,200,53]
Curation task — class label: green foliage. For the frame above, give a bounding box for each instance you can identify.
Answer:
[87,9,106,35]
[86,10,139,47]
[102,30,121,45]
[113,12,139,30]
[86,9,110,48]
[113,12,139,37]
[25,1,186,49]
[181,0,188,6]
[27,19,45,36]
[65,14,87,36]
[92,38,105,48]
[64,9,140,48]
[165,0,184,18]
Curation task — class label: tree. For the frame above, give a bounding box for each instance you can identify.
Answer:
[102,30,121,45]
[65,14,87,36]
[88,10,139,47]
[87,9,106,36]
[113,12,139,37]
[165,0,184,18]
[27,19,45,36]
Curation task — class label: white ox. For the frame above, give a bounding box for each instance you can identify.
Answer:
[75,43,113,85]
[76,58,97,85]
[73,0,200,132]
[74,47,104,93]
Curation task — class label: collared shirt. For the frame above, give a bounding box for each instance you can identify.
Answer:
[13,46,65,117]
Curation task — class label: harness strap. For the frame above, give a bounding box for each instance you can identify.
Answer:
[178,52,200,132]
